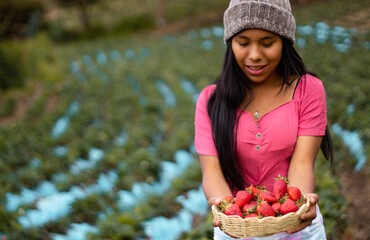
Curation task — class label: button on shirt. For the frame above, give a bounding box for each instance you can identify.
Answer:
[194,74,327,192]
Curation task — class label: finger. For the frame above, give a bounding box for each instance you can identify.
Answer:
[305,193,319,204]
[208,197,221,207]
[213,219,221,227]
[300,210,316,221]
[309,197,317,206]
[300,202,317,221]
[286,220,311,234]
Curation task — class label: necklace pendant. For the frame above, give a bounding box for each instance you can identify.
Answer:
[254,111,261,119]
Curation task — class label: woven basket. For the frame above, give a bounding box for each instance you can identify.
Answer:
[212,196,310,238]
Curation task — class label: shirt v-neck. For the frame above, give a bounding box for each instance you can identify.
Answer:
[238,76,302,122]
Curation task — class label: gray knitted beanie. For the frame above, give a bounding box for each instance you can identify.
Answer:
[224,0,296,43]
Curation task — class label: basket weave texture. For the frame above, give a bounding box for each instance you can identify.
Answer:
[212,197,310,238]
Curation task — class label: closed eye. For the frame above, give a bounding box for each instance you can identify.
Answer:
[262,42,274,47]
[237,41,249,46]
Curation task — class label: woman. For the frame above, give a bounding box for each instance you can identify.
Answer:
[194,0,334,239]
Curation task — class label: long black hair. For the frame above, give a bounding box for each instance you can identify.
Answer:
[207,37,334,192]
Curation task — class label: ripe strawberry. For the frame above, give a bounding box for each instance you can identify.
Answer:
[224,203,243,218]
[235,190,251,207]
[287,186,302,201]
[218,197,234,212]
[244,213,259,218]
[258,191,277,203]
[280,199,299,215]
[273,175,288,200]
[223,195,234,203]
[256,201,275,217]
[241,201,258,213]
[247,184,263,200]
[271,202,281,215]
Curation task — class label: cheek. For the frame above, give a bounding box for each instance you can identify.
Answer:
[234,52,243,64]
[232,47,246,66]
[232,45,240,60]
[235,55,246,70]
[274,53,282,64]
[268,47,283,64]
[232,42,244,60]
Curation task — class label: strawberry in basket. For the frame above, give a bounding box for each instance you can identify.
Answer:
[247,184,264,200]
[212,177,310,238]
[256,201,275,217]
[257,191,277,204]
[241,201,257,214]
[218,195,243,218]
[235,190,252,208]
[214,177,307,218]
[273,175,289,200]
[287,186,302,201]
[280,198,299,215]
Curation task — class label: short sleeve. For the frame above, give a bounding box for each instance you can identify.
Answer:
[298,75,327,136]
[194,85,218,156]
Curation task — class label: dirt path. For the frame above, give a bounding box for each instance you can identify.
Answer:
[0,81,62,127]
[338,166,370,240]
[333,8,370,31]
[151,11,223,36]
[0,83,43,127]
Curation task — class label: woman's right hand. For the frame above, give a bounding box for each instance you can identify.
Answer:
[208,197,222,227]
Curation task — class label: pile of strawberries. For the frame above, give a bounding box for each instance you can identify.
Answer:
[217,176,307,219]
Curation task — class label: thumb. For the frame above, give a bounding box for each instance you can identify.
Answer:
[305,193,319,205]
[208,197,221,207]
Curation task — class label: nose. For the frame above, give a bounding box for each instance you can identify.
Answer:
[248,45,262,62]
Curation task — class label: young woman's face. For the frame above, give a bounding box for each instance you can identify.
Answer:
[232,29,283,84]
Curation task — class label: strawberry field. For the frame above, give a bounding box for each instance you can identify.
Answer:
[0,0,369,239]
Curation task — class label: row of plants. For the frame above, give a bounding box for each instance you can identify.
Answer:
[0,0,229,42]
[0,0,369,236]
[0,29,218,239]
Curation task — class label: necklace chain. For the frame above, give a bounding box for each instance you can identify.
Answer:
[253,99,265,119]
[252,93,275,119]
[250,79,294,119]
[249,83,287,120]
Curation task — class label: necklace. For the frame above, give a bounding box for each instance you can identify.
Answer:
[253,110,261,119]
[252,99,265,120]
[249,83,284,120]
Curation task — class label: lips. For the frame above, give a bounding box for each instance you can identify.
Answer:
[246,65,266,75]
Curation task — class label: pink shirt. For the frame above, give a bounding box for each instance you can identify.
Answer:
[194,74,327,193]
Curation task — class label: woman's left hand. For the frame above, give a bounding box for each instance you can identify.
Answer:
[286,193,319,234]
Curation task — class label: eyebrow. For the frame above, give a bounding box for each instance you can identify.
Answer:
[236,35,276,41]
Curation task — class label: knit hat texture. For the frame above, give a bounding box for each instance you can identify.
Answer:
[224,0,296,43]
